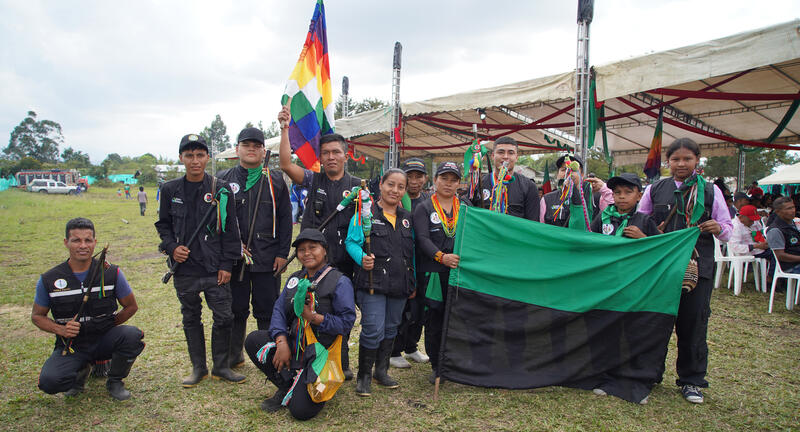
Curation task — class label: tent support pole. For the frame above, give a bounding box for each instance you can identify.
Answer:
[575,1,593,175]
[388,42,402,170]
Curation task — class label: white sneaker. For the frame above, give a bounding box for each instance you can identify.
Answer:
[390,356,411,368]
[592,388,607,396]
[639,396,649,405]
[405,350,430,363]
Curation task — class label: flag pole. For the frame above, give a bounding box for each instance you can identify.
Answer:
[574,0,593,176]
[388,42,402,170]
[342,76,350,118]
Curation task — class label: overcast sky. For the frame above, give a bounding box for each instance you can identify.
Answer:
[2,0,799,163]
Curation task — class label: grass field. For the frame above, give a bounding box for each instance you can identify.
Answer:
[0,186,798,431]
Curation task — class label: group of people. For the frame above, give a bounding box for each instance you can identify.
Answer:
[36,110,799,418]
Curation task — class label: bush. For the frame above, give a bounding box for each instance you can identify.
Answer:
[94,178,113,188]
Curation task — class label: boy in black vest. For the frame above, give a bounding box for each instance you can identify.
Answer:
[155,134,244,387]
[278,106,360,378]
[590,173,660,238]
[33,218,144,400]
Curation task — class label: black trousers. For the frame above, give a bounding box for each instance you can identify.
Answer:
[675,276,714,387]
[230,264,279,328]
[244,330,325,421]
[392,271,426,356]
[423,270,449,374]
[173,274,233,331]
[38,325,144,394]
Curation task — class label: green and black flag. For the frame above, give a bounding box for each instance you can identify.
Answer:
[440,206,699,403]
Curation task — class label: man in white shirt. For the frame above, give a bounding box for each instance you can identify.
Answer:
[729,205,768,256]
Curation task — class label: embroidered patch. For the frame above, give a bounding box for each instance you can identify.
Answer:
[791,237,798,245]
[402,219,410,228]
[188,134,199,142]
[342,190,350,198]
[430,212,441,224]
[230,182,240,194]
[54,279,67,289]
[171,197,183,204]
[287,277,299,289]
[203,193,213,203]
[602,224,614,235]
[482,189,491,200]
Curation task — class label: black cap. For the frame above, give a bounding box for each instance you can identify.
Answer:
[733,192,749,201]
[607,173,642,191]
[179,134,209,154]
[237,127,265,145]
[556,154,583,169]
[292,228,328,248]
[435,162,461,179]
[401,157,426,174]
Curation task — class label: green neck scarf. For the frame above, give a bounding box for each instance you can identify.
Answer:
[216,187,230,232]
[600,205,632,237]
[676,174,706,226]
[245,167,264,191]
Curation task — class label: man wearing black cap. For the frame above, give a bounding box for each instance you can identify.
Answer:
[155,133,244,387]
[216,127,292,369]
[278,107,361,378]
[540,154,612,227]
[479,137,539,220]
[589,173,659,238]
[390,158,431,369]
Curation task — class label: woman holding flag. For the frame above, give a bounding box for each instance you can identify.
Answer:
[345,168,415,396]
[637,138,733,404]
[413,162,470,384]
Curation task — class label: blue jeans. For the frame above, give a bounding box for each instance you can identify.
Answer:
[356,290,406,350]
[291,202,299,223]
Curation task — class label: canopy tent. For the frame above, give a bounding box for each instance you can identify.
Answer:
[758,161,800,185]
[336,20,800,166]
[214,136,281,160]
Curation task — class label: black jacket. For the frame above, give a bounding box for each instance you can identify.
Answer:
[155,174,241,273]
[479,172,539,221]
[352,205,415,297]
[414,196,470,273]
[216,165,292,271]
[590,207,660,237]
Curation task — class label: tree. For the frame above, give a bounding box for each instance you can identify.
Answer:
[136,153,158,166]
[201,114,231,154]
[335,97,389,119]
[4,111,64,163]
[703,148,799,184]
[61,147,91,167]
[263,121,280,139]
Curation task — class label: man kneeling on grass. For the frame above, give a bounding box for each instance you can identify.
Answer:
[33,217,144,400]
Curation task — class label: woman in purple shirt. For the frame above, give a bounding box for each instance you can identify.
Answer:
[638,138,733,405]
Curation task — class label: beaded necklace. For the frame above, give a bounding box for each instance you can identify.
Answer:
[431,194,460,237]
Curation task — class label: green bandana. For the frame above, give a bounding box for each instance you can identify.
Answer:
[293,278,313,318]
[245,167,264,191]
[600,205,632,237]
[676,174,706,226]
[216,187,230,232]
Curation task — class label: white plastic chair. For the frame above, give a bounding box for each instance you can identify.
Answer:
[726,244,761,294]
[768,249,800,313]
[713,237,756,295]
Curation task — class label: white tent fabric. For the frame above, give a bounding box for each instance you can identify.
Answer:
[758,162,800,185]
[215,136,281,160]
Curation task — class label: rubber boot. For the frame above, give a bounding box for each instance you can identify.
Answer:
[229,318,247,369]
[256,318,270,331]
[261,386,288,412]
[106,353,135,401]
[355,345,376,397]
[182,326,208,388]
[210,325,246,383]
[64,363,90,396]
[373,338,399,388]
[342,330,353,381]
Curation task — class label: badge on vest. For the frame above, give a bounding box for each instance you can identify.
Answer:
[204,193,213,203]
[791,237,798,245]
[171,197,183,204]
[482,189,491,200]
[230,182,240,194]
[342,190,350,198]
[602,224,614,235]
[287,277,299,289]
[402,219,410,228]
[430,212,441,224]
[551,205,560,210]
[54,279,68,289]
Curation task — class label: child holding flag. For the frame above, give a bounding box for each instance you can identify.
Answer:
[590,173,659,238]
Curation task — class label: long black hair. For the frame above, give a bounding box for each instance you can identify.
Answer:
[665,138,700,158]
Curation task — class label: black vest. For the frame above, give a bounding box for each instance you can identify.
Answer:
[415,197,466,273]
[542,185,599,227]
[353,205,415,297]
[480,173,536,220]
[301,171,361,275]
[768,217,800,270]
[41,260,119,346]
[649,177,716,279]
[283,266,343,353]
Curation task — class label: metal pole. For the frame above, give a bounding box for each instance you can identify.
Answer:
[575,0,593,176]
[737,147,746,191]
[342,76,350,119]
[389,42,402,169]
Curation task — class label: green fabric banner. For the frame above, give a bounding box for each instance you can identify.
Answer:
[449,206,699,315]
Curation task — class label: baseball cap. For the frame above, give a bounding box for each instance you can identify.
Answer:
[733,192,749,201]
[607,173,643,191]
[738,205,760,222]
[401,157,427,174]
[179,134,209,154]
[435,162,461,179]
[237,127,265,145]
[292,228,328,248]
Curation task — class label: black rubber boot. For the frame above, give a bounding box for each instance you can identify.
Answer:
[373,338,399,388]
[229,318,247,369]
[106,354,135,401]
[355,346,376,397]
[211,325,246,383]
[182,326,208,388]
[64,363,90,396]
[261,386,288,412]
